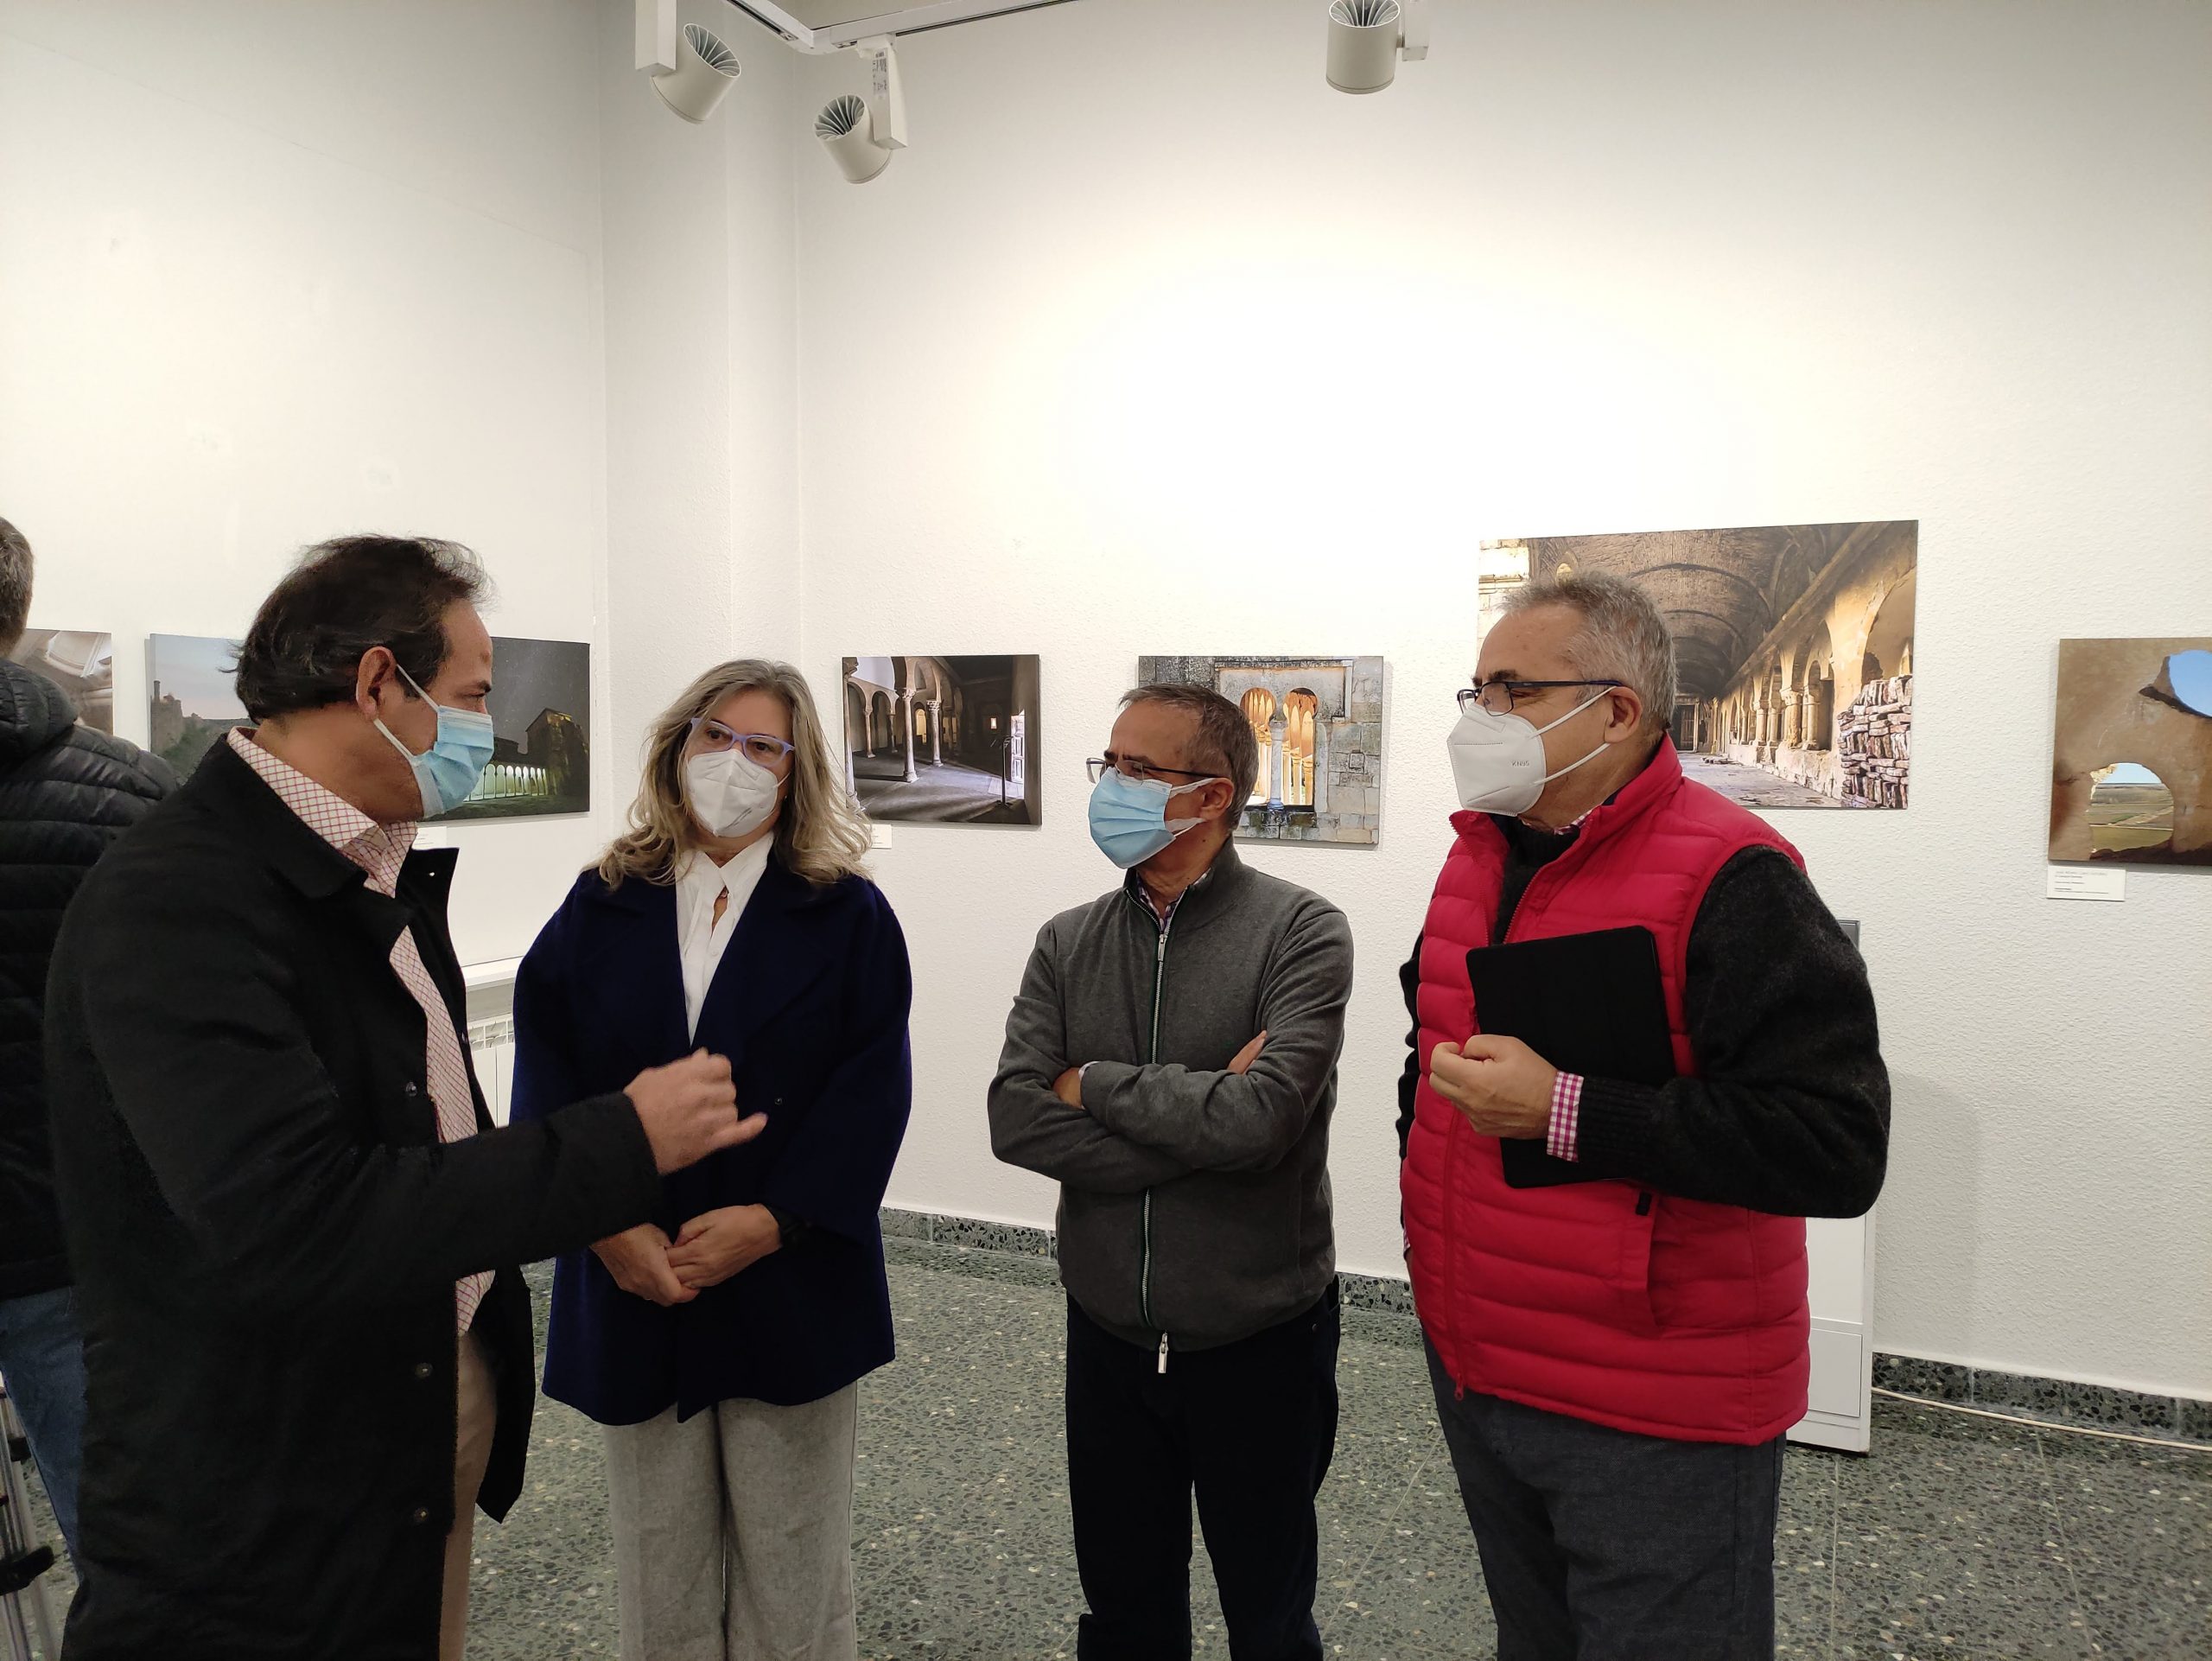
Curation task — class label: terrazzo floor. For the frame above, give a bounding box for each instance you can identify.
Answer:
[13,1244,2208,1658]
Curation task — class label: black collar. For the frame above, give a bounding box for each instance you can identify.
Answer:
[183,736,458,912]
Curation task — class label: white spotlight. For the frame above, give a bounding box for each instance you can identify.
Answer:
[652,23,741,124]
[817,96,892,184]
[815,37,907,185]
[1326,0,1428,95]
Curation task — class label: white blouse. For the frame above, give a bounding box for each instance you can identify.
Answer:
[675,840,772,1040]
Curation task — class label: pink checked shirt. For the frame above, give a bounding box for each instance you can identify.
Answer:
[226,731,490,1332]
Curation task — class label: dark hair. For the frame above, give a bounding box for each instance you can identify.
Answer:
[0,517,31,654]
[235,536,490,721]
[1120,683,1260,813]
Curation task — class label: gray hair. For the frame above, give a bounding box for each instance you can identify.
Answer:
[1503,570,1678,735]
[1121,683,1260,814]
[0,517,30,653]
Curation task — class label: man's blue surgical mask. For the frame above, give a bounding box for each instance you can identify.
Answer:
[1087,769,1223,869]
[374,660,496,819]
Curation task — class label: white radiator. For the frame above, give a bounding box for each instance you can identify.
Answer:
[467,1015,516,1126]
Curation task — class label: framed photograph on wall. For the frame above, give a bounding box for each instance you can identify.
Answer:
[1135,656,1386,846]
[10,628,114,732]
[1480,522,1918,809]
[840,656,1042,825]
[431,636,591,822]
[2049,638,2212,867]
[148,633,245,777]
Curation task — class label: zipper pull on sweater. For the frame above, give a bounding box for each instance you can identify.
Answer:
[1157,1333,1170,1374]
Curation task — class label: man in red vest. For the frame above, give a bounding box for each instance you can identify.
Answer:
[1400,570,1888,1660]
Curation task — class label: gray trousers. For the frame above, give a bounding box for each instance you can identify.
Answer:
[1425,1340,1783,1660]
[602,1386,861,1661]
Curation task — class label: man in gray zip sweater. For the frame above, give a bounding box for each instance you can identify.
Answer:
[990,683,1354,1661]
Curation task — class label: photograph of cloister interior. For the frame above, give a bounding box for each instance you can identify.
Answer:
[0,3,2202,1660]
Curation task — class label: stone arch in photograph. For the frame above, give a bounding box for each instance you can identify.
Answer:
[2050,637,2212,865]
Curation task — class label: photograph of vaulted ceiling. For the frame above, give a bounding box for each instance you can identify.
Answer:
[1518,523,1903,706]
[1492,520,1918,809]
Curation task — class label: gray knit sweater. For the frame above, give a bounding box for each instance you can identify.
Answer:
[988,843,1354,1355]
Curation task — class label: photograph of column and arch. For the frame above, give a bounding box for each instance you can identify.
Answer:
[10,628,115,732]
[148,633,247,777]
[1480,521,1918,809]
[430,636,591,822]
[1135,657,1386,845]
[2049,639,2212,866]
[840,656,1042,825]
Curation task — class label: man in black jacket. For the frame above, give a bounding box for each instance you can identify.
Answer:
[43,535,763,1661]
[0,517,175,1562]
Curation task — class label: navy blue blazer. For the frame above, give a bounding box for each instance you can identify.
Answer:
[511,853,912,1423]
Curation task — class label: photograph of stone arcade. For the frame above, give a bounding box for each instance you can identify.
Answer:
[842,655,1042,825]
[1482,521,1918,810]
[1136,656,1387,845]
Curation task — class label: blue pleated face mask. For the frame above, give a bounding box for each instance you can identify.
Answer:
[1087,769,1222,869]
[374,660,496,819]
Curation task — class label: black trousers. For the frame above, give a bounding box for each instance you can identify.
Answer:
[1065,1289,1340,1661]
[1425,1340,1784,1661]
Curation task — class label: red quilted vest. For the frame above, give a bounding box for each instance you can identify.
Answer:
[1401,741,1812,1444]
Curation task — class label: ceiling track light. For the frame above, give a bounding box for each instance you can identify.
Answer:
[816,37,908,185]
[1326,0,1428,94]
[637,3,743,123]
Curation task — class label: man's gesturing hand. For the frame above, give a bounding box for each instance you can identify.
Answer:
[1428,1035,1557,1139]
[626,1049,767,1174]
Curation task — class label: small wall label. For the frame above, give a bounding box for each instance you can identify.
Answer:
[2047,866,2126,902]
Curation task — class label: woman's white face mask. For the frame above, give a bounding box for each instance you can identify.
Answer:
[685,748,782,839]
[1444,686,1618,816]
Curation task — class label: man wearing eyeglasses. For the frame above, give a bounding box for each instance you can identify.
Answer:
[1403,571,1889,1661]
[989,683,1354,1661]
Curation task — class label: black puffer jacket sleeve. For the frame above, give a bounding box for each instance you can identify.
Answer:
[0,661,175,1295]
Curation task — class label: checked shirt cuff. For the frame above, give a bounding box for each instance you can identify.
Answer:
[1545,1072,1584,1161]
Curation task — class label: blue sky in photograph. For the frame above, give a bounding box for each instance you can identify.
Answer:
[2167,649,2212,716]
[149,634,245,721]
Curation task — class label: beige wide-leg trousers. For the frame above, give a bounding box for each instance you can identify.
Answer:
[601,1385,861,1661]
[441,1330,499,1661]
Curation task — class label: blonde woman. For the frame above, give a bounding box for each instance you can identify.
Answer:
[511,661,912,1661]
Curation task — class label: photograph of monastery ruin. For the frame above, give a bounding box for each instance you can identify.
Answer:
[1479,521,1917,809]
[433,636,591,821]
[1136,656,1386,845]
[148,633,246,778]
[2049,638,2212,866]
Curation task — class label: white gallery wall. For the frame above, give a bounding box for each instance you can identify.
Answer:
[0,0,2204,1403]
[791,0,2212,1400]
[0,0,613,964]
[599,0,800,749]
